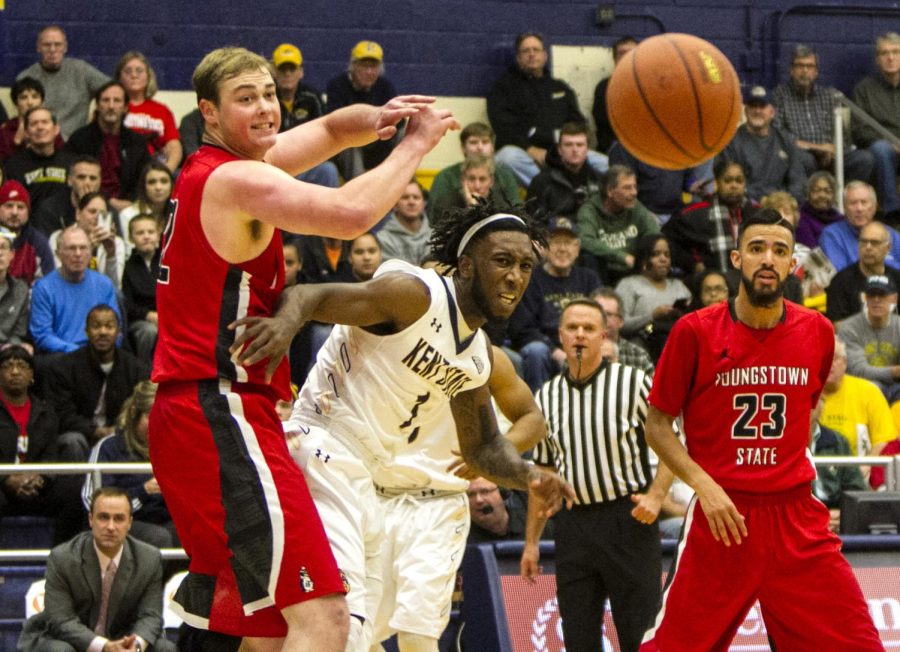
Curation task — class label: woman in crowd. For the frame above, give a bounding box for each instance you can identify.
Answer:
[115,160,174,246]
[115,51,183,171]
[688,268,730,312]
[797,171,844,249]
[82,380,179,550]
[616,233,691,361]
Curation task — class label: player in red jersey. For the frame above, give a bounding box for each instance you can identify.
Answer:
[640,209,883,651]
[147,46,457,652]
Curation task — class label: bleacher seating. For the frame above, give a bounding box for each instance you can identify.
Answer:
[0,517,54,551]
[0,565,46,650]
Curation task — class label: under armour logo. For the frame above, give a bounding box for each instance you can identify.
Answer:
[315,449,330,463]
[430,318,442,332]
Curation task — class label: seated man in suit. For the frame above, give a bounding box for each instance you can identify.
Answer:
[18,485,175,651]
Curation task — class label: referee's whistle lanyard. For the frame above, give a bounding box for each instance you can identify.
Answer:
[574,345,584,379]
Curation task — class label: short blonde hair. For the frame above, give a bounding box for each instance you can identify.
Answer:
[192,47,273,106]
[761,191,799,224]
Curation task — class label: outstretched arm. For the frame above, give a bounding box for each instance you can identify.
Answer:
[231,272,431,379]
[645,406,747,546]
[208,98,458,244]
[266,96,432,174]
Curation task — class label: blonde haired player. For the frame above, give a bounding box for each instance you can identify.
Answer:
[149,45,458,652]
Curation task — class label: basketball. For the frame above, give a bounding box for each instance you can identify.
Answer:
[607,33,741,170]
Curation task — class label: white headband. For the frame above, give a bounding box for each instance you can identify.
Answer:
[456,213,527,259]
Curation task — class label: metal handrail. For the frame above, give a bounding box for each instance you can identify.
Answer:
[0,457,894,563]
[0,462,152,474]
[0,548,187,562]
[831,90,900,214]
[1,458,895,489]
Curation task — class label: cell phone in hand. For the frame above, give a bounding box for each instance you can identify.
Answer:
[98,211,113,231]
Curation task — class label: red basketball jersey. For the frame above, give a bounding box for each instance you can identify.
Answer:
[152,145,290,399]
[649,300,834,493]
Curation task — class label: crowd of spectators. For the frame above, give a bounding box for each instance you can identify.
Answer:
[3,26,900,645]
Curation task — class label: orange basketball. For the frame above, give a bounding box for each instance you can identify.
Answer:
[607,33,741,170]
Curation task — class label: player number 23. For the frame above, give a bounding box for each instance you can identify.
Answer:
[731,393,786,439]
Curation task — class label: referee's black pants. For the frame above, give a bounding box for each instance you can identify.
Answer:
[554,496,662,652]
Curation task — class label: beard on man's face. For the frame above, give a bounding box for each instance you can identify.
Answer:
[470,266,506,324]
[740,268,786,307]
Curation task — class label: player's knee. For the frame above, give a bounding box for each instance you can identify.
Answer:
[396,632,439,652]
[284,593,349,645]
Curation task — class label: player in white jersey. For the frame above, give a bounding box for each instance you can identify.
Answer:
[232,203,575,651]
[371,345,546,652]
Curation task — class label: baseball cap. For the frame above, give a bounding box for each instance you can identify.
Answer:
[351,40,384,62]
[0,181,30,211]
[864,275,898,295]
[272,43,302,68]
[548,216,578,236]
[743,85,771,106]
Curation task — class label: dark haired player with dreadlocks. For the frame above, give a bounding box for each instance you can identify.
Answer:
[232,203,574,651]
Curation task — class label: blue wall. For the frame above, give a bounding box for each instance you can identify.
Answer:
[1,1,898,97]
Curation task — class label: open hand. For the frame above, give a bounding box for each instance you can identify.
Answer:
[528,468,575,518]
[228,315,297,382]
[402,104,460,152]
[447,450,477,480]
[374,95,437,140]
[695,479,747,546]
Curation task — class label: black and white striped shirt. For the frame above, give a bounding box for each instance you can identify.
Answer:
[534,361,654,505]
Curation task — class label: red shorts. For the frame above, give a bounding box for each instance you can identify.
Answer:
[641,485,883,652]
[149,379,345,638]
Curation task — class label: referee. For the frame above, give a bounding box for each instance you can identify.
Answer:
[520,298,673,652]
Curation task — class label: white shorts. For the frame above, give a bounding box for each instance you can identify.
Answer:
[286,423,384,650]
[373,490,470,641]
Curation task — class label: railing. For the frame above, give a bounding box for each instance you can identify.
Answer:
[0,456,898,562]
[831,91,900,214]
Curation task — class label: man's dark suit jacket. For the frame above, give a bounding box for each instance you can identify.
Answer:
[17,532,167,651]
[65,122,150,201]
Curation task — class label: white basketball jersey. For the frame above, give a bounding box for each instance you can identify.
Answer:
[373,395,512,493]
[291,260,493,466]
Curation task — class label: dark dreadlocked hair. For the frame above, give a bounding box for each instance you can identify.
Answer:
[427,200,548,270]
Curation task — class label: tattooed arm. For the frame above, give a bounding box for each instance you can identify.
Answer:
[451,382,574,517]
[451,382,533,488]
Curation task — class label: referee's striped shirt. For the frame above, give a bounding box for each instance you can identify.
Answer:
[534,361,654,505]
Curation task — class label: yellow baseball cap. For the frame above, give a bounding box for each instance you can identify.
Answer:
[272,43,302,67]
[351,40,383,62]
